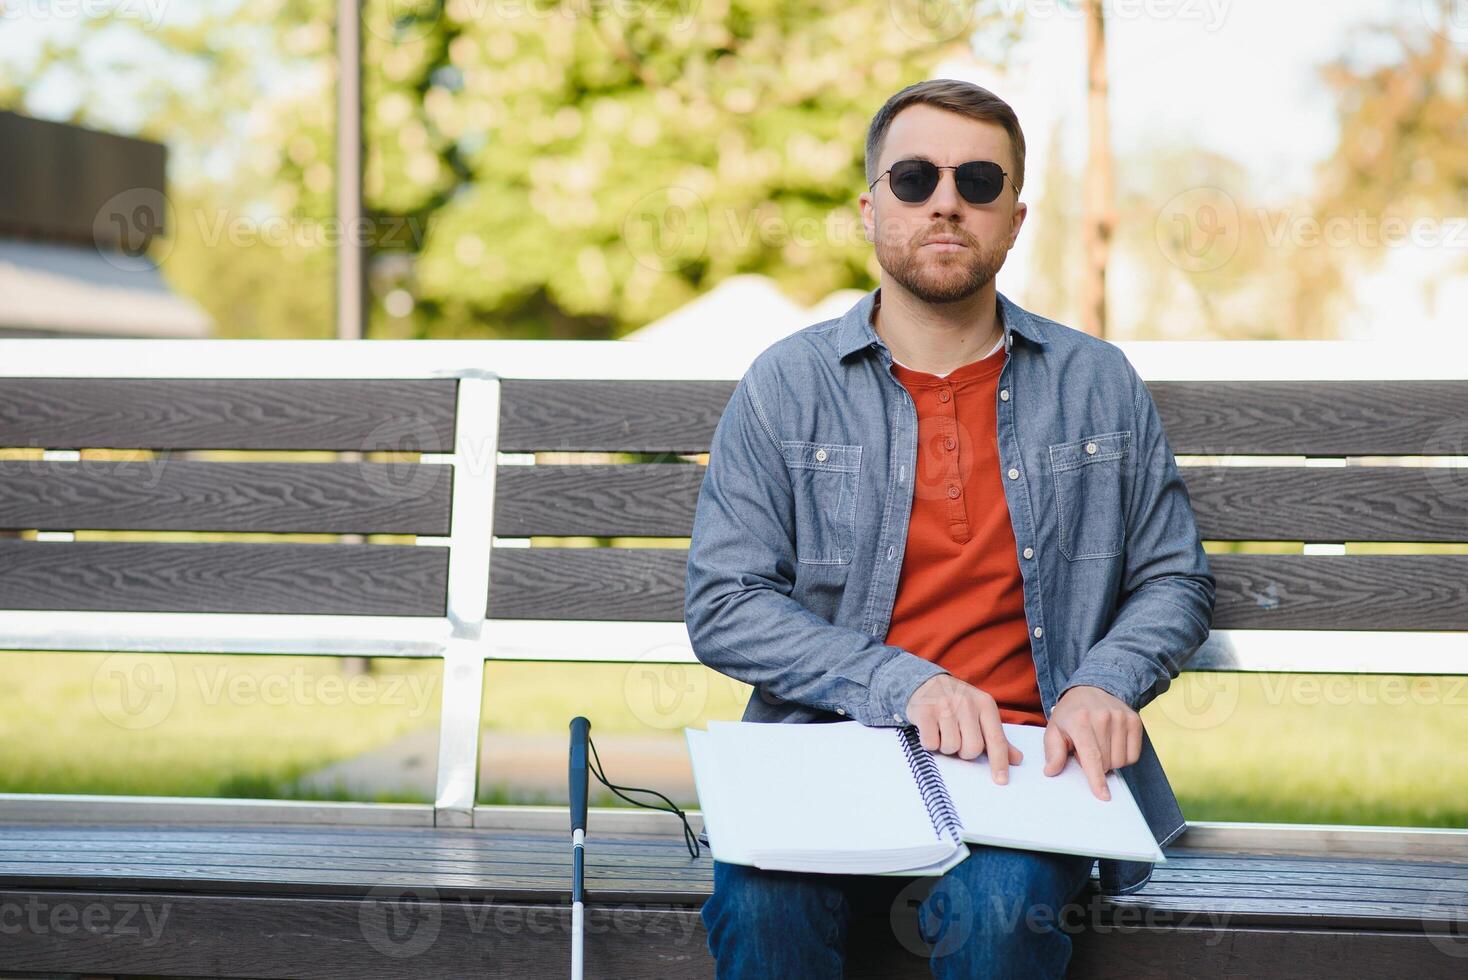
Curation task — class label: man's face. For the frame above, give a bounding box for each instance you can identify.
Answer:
[860,103,1027,304]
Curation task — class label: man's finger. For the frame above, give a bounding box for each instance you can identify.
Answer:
[938,708,961,756]
[917,712,940,752]
[977,704,1012,785]
[1043,722,1069,776]
[1073,728,1111,801]
[1108,719,1128,774]
[1126,719,1143,767]
[956,696,986,762]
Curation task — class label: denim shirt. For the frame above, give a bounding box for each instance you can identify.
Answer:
[684,286,1216,897]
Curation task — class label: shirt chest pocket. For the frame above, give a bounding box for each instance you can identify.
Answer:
[780,440,862,565]
[1048,430,1131,560]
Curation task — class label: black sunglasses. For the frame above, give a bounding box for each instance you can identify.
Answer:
[869,159,1019,205]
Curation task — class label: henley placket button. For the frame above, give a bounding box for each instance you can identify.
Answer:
[947,485,960,498]
[938,390,951,403]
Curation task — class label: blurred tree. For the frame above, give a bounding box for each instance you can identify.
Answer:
[1315,1,1467,255]
[2,1,1020,339]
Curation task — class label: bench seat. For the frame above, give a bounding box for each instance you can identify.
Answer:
[1,822,1461,978]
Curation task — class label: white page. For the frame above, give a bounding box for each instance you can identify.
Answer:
[705,720,941,856]
[930,723,1165,864]
[702,720,962,874]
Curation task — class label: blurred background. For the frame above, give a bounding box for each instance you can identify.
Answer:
[0,0,1464,827]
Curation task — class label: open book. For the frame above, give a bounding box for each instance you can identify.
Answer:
[685,719,1165,876]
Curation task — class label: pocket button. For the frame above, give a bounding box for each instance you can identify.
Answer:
[815,449,827,462]
[1085,442,1098,455]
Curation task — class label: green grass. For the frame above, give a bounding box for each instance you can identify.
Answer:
[1,654,1464,827]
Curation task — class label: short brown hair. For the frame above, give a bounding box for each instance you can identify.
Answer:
[865,79,1026,194]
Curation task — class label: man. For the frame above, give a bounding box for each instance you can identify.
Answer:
[684,78,1215,978]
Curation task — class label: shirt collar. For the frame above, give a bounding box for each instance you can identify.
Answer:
[833,286,1049,363]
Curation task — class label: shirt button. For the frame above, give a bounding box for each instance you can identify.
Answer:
[887,545,896,560]
[944,437,955,450]
[938,390,951,403]
[899,464,906,482]
[947,485,960,498]
[816,449,828,462]
[1023,546,1034,559]
[1033,626,1043,638]
[1007,468,1019,480]
[836,707,846,715]
[893,713,903,723]
[1085,442,1097,455]
[1000,389,1010,401]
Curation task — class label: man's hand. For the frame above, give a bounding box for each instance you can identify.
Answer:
[1043,685,1143,801]
[904,674,1023,785]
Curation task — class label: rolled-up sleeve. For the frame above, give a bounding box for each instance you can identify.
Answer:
[683,369,946,727]
[1057,364,1217,712]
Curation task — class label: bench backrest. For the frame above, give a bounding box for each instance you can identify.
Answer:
[1,338,1464,827]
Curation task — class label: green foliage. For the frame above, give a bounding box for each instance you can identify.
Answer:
[2,1,1017,338]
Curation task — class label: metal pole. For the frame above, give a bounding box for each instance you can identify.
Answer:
[336,0,364,341]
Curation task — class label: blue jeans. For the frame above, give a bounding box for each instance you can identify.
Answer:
[701,847,1096,978]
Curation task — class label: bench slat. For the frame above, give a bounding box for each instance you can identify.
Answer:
[486,547,1468,631]
[498,379,735,453]
[0,460,452,534]
[494,379,1468,457]
[0,379,458,451]
[1151,379,1468,456]
[493,463,1468,544]
[0,540,448,616]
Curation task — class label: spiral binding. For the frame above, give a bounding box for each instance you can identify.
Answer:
[897,725,964,845]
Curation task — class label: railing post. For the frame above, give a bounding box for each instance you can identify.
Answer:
[426,377,500,827]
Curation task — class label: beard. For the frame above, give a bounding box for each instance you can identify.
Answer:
[876,228,1009,304]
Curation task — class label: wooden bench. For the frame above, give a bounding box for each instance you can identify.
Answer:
[0,336,1464,978]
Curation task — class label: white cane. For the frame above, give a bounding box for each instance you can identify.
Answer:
[568,716,590,980]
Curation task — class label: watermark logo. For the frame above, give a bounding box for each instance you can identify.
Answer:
[622,186,709,273]
[1155,186,1241,272]
[92,652,178,731]
[888,0,979,44]
[360,884,442,958]
[92,186,173,272]
[1422,875,1468,958]
[1156,672,1239,731]
[623,644,709,730]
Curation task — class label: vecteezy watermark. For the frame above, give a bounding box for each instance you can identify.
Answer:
[91,188,427,272]
[996,0,1232,31]
[93,652,179,731]
[359,884,703,960]
[0,0,170,31]
[622,644,711,731]
[1422,875,1468,959]
[92,655,439,730]
[1422,0,1468,45]
[1157,187,1468,272]
[887,0,982,44]
[1155,186,1243,273]
[623,187,1008,273]
[1155,671,1240,731]
[368,0,701,43]
[1155,673,1468,732]
[888,873,1232,959]
[0,897,171,946]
